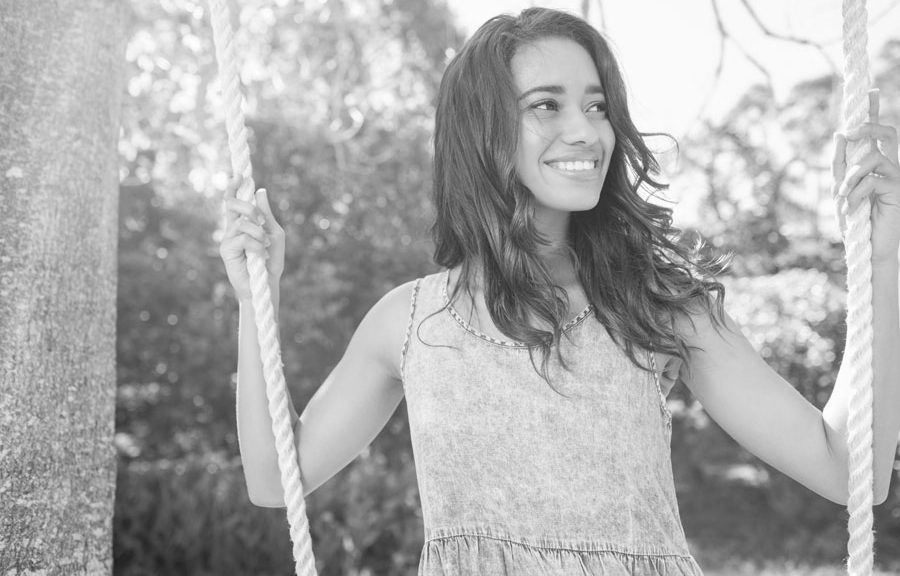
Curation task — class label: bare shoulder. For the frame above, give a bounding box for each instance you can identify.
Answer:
[650,289,724,396]
[358,279,418,384]
[668,290,744,389]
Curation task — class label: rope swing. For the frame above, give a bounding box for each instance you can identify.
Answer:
[206,1,878,574]
[208,0,318,574]
[839,1,877,574]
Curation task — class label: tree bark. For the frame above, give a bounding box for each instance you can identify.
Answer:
[0,1,128,574]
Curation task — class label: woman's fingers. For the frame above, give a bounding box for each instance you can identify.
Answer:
[843,173,880,214]
[221,176,268,225]
[225,217,269,245]
[255,188,272,218]
[845,122,899,165]
[254,189,282,233]
[837,149,900,199]
[238,234,269,256]
[222,175,242,226]
[832,132,847,196]
[221,229,269,258]
[835,198,845,239]
[224,194,266,227]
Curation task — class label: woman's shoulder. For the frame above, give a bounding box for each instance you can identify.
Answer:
[364,276,428,381]
[377,278,419,324]
[376,270,446,323]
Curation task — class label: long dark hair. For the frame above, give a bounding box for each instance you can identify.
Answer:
[426,7,733,394]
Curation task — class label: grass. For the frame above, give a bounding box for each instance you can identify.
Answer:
[702,560,897,575]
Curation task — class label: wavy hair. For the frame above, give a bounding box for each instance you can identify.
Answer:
[425,7,734,395]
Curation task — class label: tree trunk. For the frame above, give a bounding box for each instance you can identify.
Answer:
[0,1,127,574]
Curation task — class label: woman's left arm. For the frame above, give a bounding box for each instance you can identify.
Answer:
[676,118,900,506]
[824,119,900,505]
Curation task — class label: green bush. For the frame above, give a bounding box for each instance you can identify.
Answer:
[114,448,425,575]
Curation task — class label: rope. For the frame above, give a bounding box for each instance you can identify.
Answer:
[208,1,317,574]
[840,1,876,574]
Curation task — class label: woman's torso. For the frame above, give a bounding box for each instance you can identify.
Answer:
[397,269,702,575]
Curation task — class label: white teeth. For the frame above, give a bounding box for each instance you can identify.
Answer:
[549,160,597,171]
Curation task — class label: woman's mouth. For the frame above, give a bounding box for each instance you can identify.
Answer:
[545,159,602,180]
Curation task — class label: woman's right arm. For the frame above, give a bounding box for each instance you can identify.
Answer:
[218,175,412,506]
[241,280,413,507]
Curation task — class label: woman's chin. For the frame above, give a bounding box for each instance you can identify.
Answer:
[550,192,602,213]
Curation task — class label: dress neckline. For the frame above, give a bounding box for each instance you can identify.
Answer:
[440,268,595,348]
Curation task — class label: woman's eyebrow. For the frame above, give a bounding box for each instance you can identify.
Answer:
[517,84,606,101]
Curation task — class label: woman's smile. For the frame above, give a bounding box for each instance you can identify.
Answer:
[544,157,604,181]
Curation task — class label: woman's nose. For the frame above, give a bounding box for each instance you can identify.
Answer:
[559,109,601,146]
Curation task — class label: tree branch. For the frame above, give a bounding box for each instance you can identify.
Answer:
[736,0,838,78]
[687,0,779,136]
[595,0,606,33]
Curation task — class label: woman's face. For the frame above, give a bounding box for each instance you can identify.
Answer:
[511,37,616,215]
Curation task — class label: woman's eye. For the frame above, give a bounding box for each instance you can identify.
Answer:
[528,100,607,114]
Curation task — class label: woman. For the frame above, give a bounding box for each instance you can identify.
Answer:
[219,7,900,575]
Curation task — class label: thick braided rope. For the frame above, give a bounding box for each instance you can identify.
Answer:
[208,2,317,574]
[840,1,875,574]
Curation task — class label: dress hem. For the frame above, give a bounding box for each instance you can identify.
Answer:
[425,524,696,558]
[420,525,705,575]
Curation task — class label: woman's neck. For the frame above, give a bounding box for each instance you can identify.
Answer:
[448,256,584,309]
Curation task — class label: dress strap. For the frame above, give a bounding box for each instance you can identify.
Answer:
[400,278,422,382]
[648,349,673,431]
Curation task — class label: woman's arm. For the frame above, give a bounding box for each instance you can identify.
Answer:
[679,118,900,506]
[240,280,413,507]
[674,300,846,505]
[822,260,900,505]
[235,282,295,504]
[675,271,899,506]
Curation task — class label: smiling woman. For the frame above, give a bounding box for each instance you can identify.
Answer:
[227,6,731,575]
[214,3,900,576]
[400,10,730,574]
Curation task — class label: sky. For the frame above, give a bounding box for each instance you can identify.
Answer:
[445,0,899,141]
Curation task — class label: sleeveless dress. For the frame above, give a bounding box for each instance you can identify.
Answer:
[399,270,704,575]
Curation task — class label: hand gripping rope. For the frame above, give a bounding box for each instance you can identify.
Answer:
[207,1,880,574]
[208,1,318,574]
[840,2,877,574]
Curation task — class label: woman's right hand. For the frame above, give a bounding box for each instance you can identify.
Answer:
[218,175,285,301]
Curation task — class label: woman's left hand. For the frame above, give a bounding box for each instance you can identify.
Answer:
[832,120,900,267]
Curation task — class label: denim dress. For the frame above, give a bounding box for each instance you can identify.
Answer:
[399,270,704,575]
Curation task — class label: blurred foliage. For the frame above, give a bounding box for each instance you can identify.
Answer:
[113,0,900,572]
